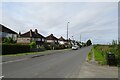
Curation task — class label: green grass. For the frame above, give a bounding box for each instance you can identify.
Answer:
[93,44,120,66]
[94,49,106,65]
[88,49,92,61]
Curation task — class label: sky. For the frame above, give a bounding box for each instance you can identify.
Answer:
[0,1,118,44]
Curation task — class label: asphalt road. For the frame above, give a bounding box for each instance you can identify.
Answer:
[3,46,92,78]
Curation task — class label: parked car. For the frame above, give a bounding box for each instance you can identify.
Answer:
[72,45,78,50]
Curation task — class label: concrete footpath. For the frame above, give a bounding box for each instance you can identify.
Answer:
[78,61,118,78]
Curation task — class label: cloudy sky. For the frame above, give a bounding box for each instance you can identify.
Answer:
[1,2,118,44]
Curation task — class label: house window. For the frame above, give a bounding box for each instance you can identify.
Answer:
[32,38,34,41]
[37,38,41,41]
[42,38,44,41]
[2,32,8,37]
[55,40,57,42]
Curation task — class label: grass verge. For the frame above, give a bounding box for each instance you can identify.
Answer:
[94,49,106,65]
[88,49,92,61]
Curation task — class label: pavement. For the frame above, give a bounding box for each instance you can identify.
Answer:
[78,61,118,78]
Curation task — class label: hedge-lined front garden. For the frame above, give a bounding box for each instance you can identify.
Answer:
[2,44,30,55]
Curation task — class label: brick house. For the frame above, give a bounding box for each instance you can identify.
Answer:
[58,36,66,45]
[0,24,17,43]
[17,29,45,46]
[46,34,58,44]
[45,34,59,50]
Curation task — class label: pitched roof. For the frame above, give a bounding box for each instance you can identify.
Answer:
[20,29,45,38]
[46,34,58,40]
[59,36,66,41]
[0,24,17,34]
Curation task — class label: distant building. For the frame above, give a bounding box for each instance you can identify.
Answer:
[17,29,45,46]
[46,34,58,44]
[0,24,17,43]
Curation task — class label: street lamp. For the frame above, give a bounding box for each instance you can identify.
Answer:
[67,22,70,40]
[80,34,81,42]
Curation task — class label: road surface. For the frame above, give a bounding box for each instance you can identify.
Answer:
[3,46,92,78]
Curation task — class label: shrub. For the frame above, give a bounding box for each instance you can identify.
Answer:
[58,45,66,49]
[29,41,36,48]
[44,43,52,50]
[2,44,30,55]
[44,43,66,50]
[3,37,16,44]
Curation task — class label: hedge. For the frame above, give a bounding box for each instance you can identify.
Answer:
[2,44,30,55]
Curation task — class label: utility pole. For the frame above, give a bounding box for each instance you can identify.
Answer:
[67,22,70,41]
[80,34,81,42]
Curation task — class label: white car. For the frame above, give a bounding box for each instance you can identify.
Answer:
[72,45,78,50]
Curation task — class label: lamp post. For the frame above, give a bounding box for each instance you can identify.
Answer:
[80,34,81,42]
[66,22,70,48]
[67,22,70,41]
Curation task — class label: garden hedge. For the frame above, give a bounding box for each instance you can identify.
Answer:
[2,44,30,55]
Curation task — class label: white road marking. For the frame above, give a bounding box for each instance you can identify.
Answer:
[1,58,28,64]
[0,76,4,78]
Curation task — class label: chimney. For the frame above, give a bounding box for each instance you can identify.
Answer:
[30,29,32,37]
[35,29,38,34]
[51,34,53,36]
[18,32,21,37]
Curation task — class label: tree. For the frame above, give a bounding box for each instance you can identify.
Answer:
[86,39,92,46]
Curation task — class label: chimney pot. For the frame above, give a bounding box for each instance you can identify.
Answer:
[51,34,53,36]
[30,29,32,37]
[35,29,38,34]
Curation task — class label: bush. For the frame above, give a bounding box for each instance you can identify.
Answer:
[3,37,16,44]
[29,41,36,48]
[58,45,66,49]
[44,43,52,50]
[44,43,67,50]
[2,44,30,55]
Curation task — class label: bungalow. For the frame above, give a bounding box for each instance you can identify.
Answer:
[0,24,17,43]
[17,29,45,46]
[46,34,58,44]
[58,36,66,45]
